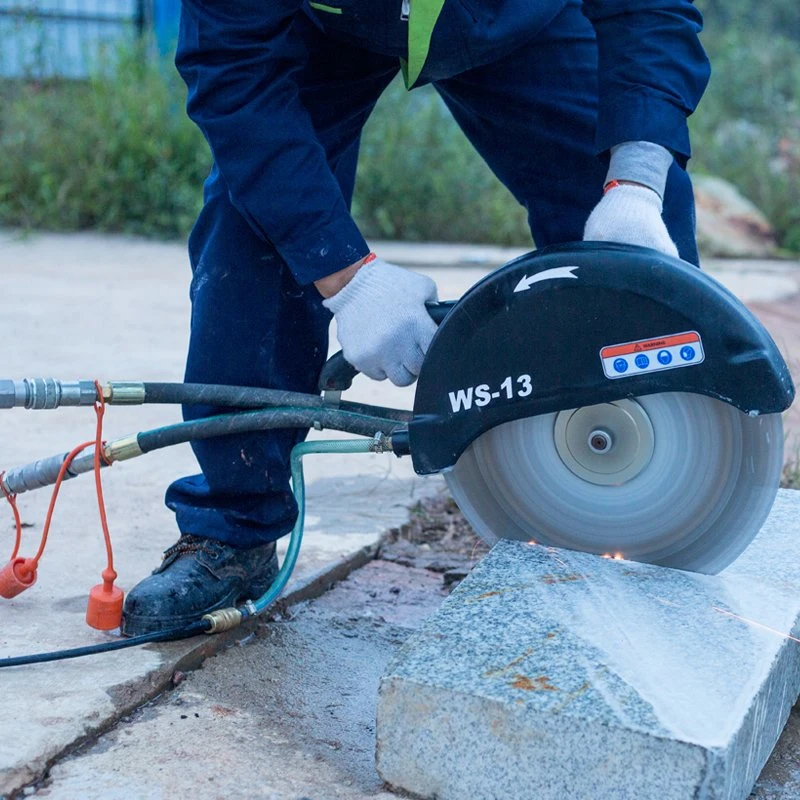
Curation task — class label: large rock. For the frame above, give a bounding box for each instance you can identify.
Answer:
[376,490,800,800]
[694,175,778,258]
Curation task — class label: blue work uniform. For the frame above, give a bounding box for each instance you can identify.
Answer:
[165,0,710,548]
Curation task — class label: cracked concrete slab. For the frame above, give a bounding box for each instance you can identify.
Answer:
[27,560,448,800]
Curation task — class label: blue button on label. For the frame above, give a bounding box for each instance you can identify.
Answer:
[634,354,650,369]
[613,358,628,373]
[680,345,696,361]
[657,350,672,365]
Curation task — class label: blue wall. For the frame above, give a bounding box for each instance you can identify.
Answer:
[0,0,181,78]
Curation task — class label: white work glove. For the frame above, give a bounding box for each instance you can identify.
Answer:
[323,257,439,386]
[583,183,679,258]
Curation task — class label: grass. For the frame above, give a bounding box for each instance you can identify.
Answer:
[0,46,209,238]
[0,15,798,249]
[689,26,800,252]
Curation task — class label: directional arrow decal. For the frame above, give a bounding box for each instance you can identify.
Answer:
[513,266,580,293]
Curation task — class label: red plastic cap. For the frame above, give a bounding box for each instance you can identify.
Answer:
[0,558,37,599]
[86,579,124,631]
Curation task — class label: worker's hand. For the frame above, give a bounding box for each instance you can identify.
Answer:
[322,257,439,386]
[583,183,679,258]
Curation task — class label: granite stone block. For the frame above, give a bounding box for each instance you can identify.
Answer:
[376,490,800,800]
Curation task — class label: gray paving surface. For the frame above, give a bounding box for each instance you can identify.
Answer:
[377,491,800,800]
[28,560,448,800]
[0,232,446,796]
[25,522,800,800]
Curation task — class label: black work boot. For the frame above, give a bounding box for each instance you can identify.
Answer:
[121,535,279,637]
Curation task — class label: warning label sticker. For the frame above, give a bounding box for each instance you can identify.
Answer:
[600,331,704,379]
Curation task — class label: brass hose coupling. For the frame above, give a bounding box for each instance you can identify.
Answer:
[202,607,243,634]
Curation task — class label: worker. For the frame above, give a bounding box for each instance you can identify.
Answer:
[121,0,710,635]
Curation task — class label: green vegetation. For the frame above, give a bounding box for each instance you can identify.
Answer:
[0,2,797,247]
[353,80,530,245]
[690,0,800,251]
[0,48,208,238]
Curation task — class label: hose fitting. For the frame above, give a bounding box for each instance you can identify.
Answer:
[0,379,97,410]
[105,382,146,405]
[369,431,394,453]
[202,607,243,634]
[105,435,143,462]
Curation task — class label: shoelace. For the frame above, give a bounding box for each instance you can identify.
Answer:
[162,535,219,561]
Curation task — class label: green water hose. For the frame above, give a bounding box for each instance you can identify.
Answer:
[0,437,385,667]
[248,438,378,615]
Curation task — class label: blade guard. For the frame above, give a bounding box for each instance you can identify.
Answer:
[409,242,795,475]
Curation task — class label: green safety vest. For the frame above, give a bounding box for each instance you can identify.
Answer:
[403,0,446,87]
[309,0,445,88]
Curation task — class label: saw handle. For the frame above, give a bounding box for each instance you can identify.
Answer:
[319,301,455,393]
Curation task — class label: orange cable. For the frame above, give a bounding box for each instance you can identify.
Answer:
[28,441,95,568]
[92,381,116,578]
[0,472,22,561]
[2,380,119,614]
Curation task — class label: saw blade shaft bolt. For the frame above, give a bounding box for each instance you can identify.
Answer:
[588,429,613,454]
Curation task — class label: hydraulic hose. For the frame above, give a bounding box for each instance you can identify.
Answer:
[0,621,210,669]
[1,406,405,497]
[143,382,412,423]
[0,379,412,423]
[0,438,384,668]
[136,407,400,452]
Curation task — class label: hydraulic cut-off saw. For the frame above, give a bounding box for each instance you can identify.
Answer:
[0,242,795,657]
[324,242,794,573]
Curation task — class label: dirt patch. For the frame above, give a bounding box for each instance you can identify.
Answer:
[379,492,488,588]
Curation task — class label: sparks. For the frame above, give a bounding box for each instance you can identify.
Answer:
[712,606,800,645]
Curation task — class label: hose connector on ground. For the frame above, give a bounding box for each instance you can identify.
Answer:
[202,607,244,634]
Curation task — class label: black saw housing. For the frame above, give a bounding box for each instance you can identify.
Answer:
[406,242,795,475]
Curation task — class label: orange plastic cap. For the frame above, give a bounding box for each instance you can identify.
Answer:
[0,558,37,599]
[86,569,124,630]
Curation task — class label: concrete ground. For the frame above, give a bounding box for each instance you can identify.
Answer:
[1,231,799,798]
[26,533,800,800]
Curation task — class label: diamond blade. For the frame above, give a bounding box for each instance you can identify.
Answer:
[444,393,784,574]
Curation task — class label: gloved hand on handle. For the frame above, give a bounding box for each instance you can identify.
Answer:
[583,141,679,258]
[321,255,439,386]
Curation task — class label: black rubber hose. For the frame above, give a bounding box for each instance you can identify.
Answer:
[137,407,404,454]
[338,401,411,423]
[144,382,323,409]
[142,382,412,422]
[0,620,210,669]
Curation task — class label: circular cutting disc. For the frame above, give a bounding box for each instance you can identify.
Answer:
[444,393,784,574]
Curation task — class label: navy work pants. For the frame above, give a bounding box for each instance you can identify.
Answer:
[165,2,698,548]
